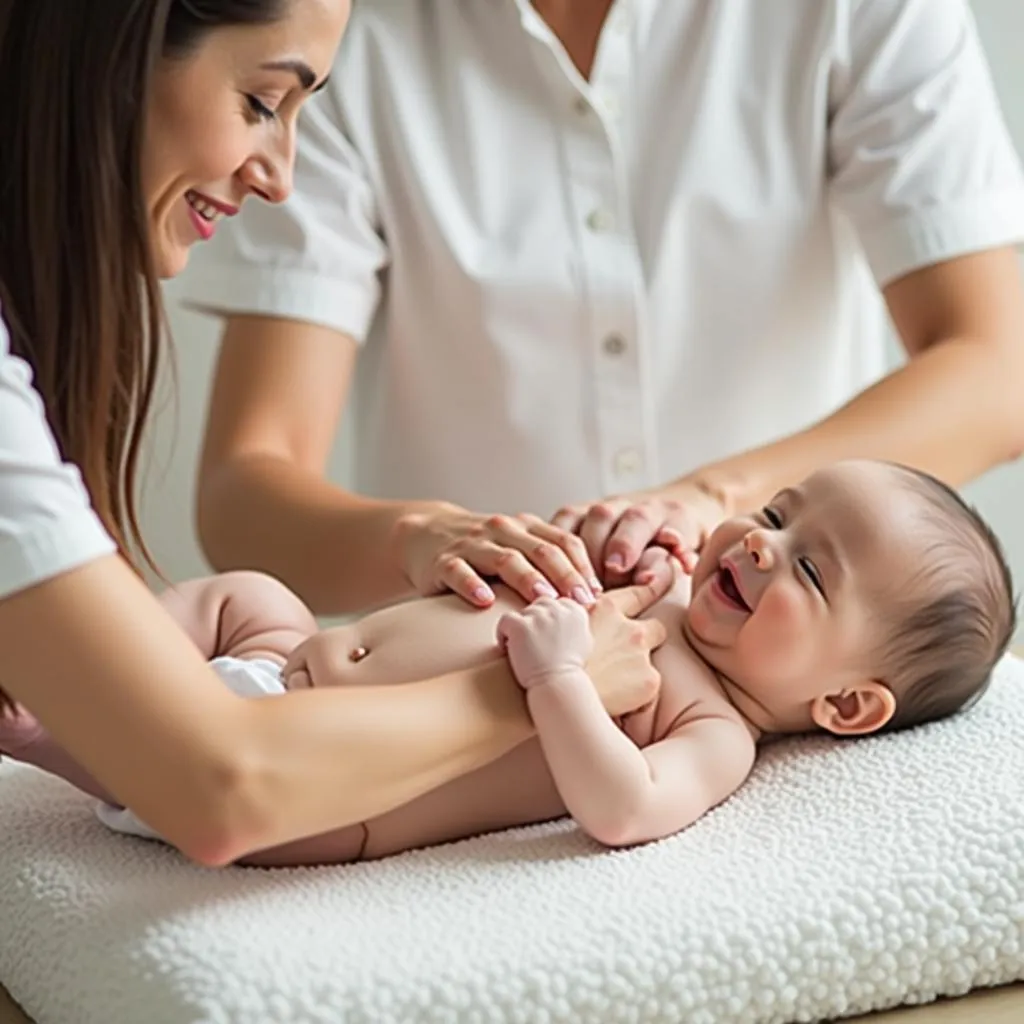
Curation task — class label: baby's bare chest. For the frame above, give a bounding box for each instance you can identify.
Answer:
[621,609,727,748]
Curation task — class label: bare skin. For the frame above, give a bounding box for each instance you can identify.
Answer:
[5,461,989,865]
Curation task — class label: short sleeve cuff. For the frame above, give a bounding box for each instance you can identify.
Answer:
[0,514,116,602]
[172,264,381,344]
[856,190,1024,286]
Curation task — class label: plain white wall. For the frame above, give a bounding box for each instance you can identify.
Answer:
[146,0,1024,633]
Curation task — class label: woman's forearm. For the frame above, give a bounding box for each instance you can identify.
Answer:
[239,659,534,857]
[0,557,533,866]
[688,334,1024,516]
[686,250,1024,514]
[197,453,444,615]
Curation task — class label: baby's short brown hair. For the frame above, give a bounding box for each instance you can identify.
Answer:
[875,465,1016,733]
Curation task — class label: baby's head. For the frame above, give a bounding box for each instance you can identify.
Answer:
[684,460,1015,739]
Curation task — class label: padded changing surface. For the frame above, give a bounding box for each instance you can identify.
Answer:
[1,657,1023,1024]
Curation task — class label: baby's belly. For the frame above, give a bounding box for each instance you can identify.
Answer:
[327,586,527,688]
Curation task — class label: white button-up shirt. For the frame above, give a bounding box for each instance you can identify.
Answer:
[178,0,1024,517]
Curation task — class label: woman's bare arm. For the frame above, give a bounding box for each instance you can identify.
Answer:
[0,556,534,866]
[0,555,669,867]
[197,316,431,614]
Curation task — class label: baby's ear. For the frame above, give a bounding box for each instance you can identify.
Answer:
[810,681,896,736]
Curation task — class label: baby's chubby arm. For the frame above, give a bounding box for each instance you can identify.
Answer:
[499,598,755,847]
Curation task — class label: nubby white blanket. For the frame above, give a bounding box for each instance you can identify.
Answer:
[2,657,1023,1024]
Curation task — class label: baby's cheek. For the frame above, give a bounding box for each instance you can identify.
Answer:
[754,586,805,635]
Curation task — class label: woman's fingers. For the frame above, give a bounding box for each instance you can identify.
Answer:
[599,503,664,583]
[576,500,628,580]
[549,504,584,535]
[549,487,725,589]
[436,537,596,606]
[433,554,499,606]
[455,517,599,605]
[403,507,609,608]
[599,559,675,620]
[514,514,602,593]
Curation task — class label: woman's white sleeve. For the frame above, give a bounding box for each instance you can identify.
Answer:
[0,308,116,601]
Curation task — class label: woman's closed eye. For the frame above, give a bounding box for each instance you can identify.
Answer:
[245,94,278,122]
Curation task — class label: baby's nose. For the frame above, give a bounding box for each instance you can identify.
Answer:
[744,530,775,570]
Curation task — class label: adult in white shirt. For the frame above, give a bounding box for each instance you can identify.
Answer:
[180,0,1024,615]
[0,0,667,867]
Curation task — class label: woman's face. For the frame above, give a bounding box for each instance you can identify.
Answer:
[143,0,348,278]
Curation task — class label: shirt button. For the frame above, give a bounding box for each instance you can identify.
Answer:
[602,333,627,356]
[613,448,644,475]
[585,207,615,232]
[572,94,590,116]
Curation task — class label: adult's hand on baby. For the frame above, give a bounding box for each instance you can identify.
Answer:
[584,560,673,718]
[394,503,601,608]
[497,598,593,690]
[551,481,726,588]
[630,545,682,585]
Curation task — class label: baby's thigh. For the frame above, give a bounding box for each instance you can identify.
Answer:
[213,571,317,661]
[157,571,315,661]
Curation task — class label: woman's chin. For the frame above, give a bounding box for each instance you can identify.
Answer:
[151,237,191,280]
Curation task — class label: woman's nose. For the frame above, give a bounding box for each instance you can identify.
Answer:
[238,145,294,205]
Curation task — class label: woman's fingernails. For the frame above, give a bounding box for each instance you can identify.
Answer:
[473,585,495,603]
[572,585,596,606]
[589,577,603,593]
[533,582,558,599]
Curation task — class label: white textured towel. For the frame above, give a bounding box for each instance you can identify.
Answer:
[1,657,1023,1024]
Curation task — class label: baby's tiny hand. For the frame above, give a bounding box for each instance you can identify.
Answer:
[496,597,594,690]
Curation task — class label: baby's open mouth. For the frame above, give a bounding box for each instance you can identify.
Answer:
[717,565,751,612]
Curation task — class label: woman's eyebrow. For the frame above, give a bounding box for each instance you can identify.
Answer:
[260,59,328,92]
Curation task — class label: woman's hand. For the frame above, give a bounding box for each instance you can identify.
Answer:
[582,560,673,718]
[394,504,602,608]
[551,481,727,588]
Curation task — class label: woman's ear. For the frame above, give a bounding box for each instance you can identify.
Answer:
[810,681,896,736]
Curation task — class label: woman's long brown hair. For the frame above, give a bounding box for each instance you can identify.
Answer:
[0,0,283,714]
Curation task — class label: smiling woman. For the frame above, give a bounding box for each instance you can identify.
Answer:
[0,0,339,563]
[145,3,334,278]
[0,0,669,867]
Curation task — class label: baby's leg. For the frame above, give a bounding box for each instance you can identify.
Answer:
[159,571,318,664]
[0,572,316,802]
[0,711,111,800]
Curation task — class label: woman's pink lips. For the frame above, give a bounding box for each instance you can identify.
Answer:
[187,203,216,241]
[189,189,239,216]
[185,190,239,242]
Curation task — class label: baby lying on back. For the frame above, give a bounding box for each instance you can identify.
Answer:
[0,460,1014,865]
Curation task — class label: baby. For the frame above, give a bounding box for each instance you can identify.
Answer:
[0,460,1014,865]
